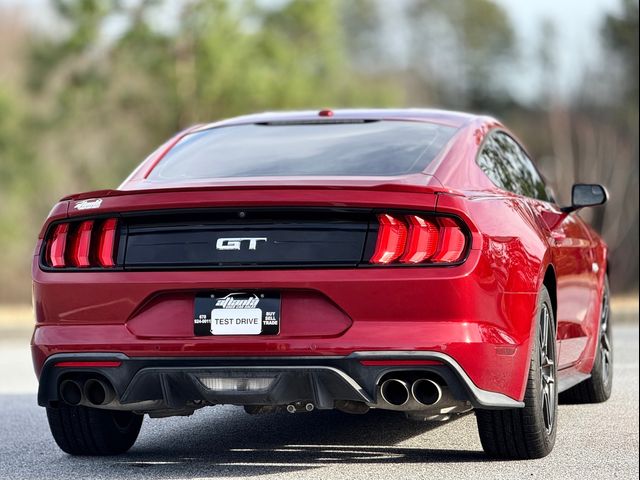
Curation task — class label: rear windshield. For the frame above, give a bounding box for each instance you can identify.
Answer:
[148,121,457,180]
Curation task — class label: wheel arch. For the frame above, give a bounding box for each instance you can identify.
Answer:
[542,264,557,325]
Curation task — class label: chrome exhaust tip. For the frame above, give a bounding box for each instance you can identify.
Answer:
[83,378,115,406]
[411,378,443,406]
[380,378,410,406]
[59,379,83,406]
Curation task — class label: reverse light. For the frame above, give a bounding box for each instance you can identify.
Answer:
[197,376,275,391]
[370,214,408,264]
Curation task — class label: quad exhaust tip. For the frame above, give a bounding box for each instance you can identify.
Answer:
[59,378,116,407]
[380,378,411,406]
[411,378,443,406]
[59,379,83,406]
[84,378,115,406]
[379,377,443,408]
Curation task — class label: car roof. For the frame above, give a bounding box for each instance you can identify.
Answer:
[196,108,482,130]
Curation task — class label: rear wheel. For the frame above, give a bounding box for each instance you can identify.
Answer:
[475,286,557,459]
[46,405,143,455]
[560,275,613,404]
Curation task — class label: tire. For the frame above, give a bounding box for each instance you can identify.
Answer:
[46,405,143,455]
[560,275,613,404]
[475,286,558,459]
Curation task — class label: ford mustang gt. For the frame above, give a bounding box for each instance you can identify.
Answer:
[31,109,612,459]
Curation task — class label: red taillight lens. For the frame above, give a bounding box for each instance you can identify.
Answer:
[97,218,118,267]
[433,218,466,263]
[369,213,467,265]
[370,214,408,264]
[44,218,118,269]
[68,220,94,267]
[55,361,122,368]
[48,223,69,268]
[400,215,439,263]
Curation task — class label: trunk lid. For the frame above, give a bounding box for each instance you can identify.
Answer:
[46,177,447,268]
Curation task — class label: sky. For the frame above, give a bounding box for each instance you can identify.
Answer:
[494,0,623,102]
[0,0,624,103]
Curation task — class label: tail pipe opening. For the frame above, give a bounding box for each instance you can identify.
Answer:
[59,379,83,406]
[83,378,116,406]
[380,378,411,406]
[411,378,443,406]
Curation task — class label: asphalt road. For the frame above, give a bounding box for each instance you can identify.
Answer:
[0,325,637,480]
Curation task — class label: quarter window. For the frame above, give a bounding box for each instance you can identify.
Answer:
[478,132,551,201]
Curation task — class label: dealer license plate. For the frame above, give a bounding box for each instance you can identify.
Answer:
[194,292,280,336]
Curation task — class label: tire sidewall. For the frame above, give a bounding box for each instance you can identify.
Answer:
[532,287,558,452]
[590,275,614,397]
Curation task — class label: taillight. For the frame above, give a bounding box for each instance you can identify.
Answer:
[399,215,439,263]
[68,220,93,267]
[97,218,118,267]
[432,218,466,263]
[370,214,408,264]
[48,223,69,267]
[44,218,118,269]
[370,214,467,265]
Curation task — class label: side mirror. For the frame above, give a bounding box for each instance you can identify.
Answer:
[561,184,608,213]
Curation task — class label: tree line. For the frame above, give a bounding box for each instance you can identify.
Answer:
[0,0,637,301]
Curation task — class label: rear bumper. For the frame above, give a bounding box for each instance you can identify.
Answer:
[37,351,523,411]
[32,250,539,402]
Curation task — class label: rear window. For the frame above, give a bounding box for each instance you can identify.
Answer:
[147,121,457,180]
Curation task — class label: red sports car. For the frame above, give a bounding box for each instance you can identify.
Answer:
[32,109,612,459]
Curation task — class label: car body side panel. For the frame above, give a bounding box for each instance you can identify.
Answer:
[433,120,606,382]
[531,201,607,373]
[438,194,548,293]
[551,215,597,367]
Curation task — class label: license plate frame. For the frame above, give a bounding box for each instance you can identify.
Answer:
[193,291,281,336]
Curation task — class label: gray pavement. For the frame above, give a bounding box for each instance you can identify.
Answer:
[0,324,637,480]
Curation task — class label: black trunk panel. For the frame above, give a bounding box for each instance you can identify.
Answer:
[123,209,372,268]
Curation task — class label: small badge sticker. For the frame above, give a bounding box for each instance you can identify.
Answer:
[74,199,103,210]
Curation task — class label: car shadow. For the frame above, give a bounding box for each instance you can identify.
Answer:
[100,407,488,478]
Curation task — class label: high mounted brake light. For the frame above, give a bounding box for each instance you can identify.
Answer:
[44,218,118,269]
[370,214,467,265]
